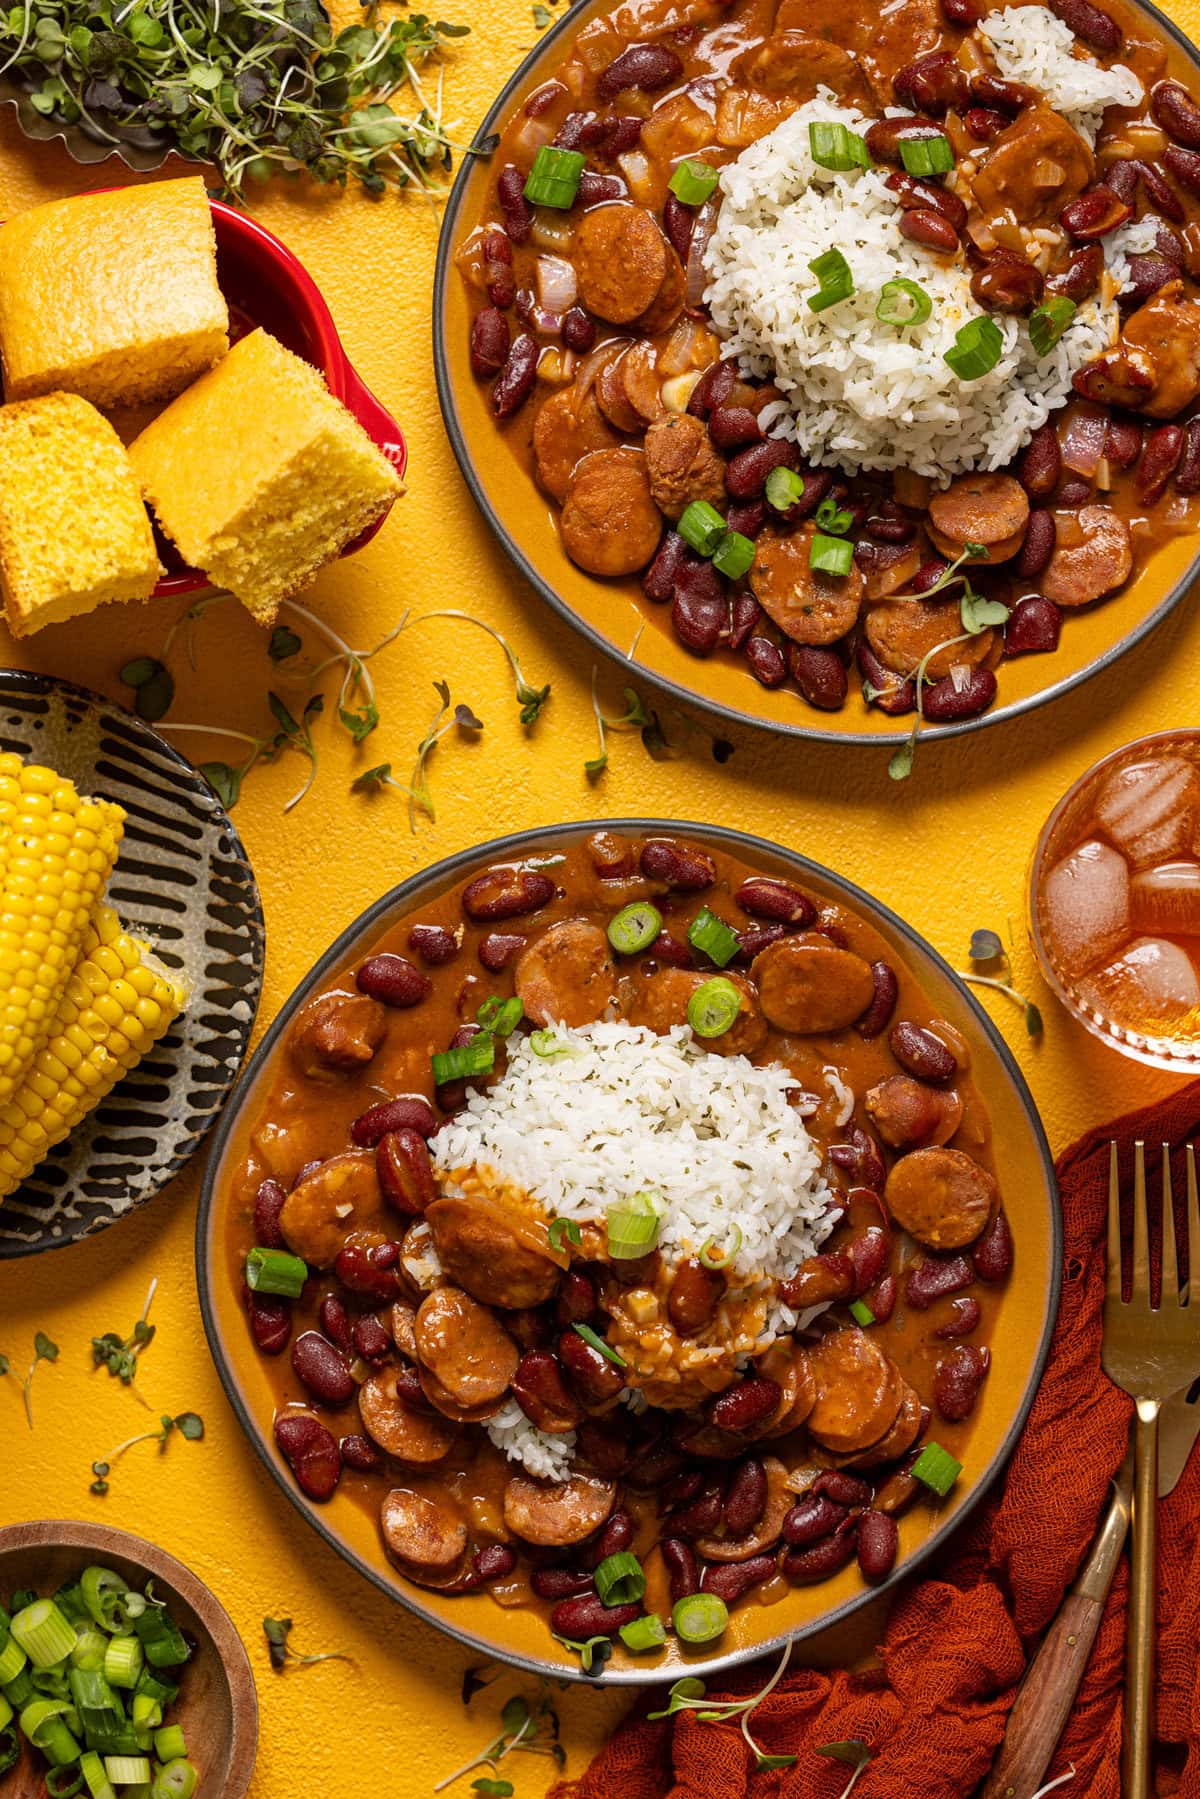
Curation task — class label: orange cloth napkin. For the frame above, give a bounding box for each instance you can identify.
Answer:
[552,1085,1200,1799]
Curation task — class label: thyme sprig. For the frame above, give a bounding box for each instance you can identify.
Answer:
[648,1641,797,1772]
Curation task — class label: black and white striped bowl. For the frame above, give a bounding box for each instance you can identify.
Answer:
[0,670,264,1258]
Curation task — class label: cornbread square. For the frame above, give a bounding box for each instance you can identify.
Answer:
[0,177,228,409]
[129,329,403,623]
[0,394,162,638]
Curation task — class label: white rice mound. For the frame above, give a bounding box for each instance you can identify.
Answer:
[431,1019,835,1282]
[487,1398,575,1483]
[980,6,1143,144]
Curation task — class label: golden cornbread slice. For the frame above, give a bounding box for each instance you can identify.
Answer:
[0,393,162,638]
[129,329,402,623]
[0,177,228,409]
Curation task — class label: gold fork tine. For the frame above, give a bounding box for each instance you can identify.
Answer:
[1188,1145,1200,1309]
[1162,1145,1180,1308]
[1131,1141,1150,1307]
[1108,1141,1124,1300]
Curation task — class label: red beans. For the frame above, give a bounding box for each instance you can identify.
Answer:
[408,924,458,967]
[972,1209,1015,1282]
[864,117,938,165]
[1048,0,1121,51]
[668,1256,726,1334]
[1137,424,1185,504]
[275,1411,341,1502]
[590,1508,635,1565]
[783,1494,846,1546]
[736,876,815,926]
[1151,77,1200,148]
[934,1344,991,1421]
[789,644,849,710]
[644,532,693,603]
[856,961,899,1038]
[673,584,727,655]
[783,1530,859,1583]
[725,437,801,499]
[1164,143,1200,197]
[813,1470,872,1507]
[318,1294,353,1355]
[830,1125,886,1193]
[663,192,694,261]
[723,1458,768,1537]
[857,1511,899,1582]
[893,51,969,113]
[558,1328,625,1404]
[248,1293,291,1355]
[1018,424,1062,500]
[1016,511,1056,584]
[936,1295,983,1339]
[333,1241,399,1303]
[669,1480,725,1538]
[596,42,682,100]
[578,170,626,206]
[652,930,696,969]
[701,1554,779,1603]
[885,172,967,233]
[1060,185,1131,240]
[660,1536,701,1604]
[496,165,533,243]
[905,1254,975,1310]
[352,1095,437,1147]
[532,1566,595,1600]
[352,1313,391,1362]
[463,866,556,920]
[556,1269,597,1327]
[941,0,983,23]
[474,1544,517,1582]
[848,1226,890,1297]
[492,334,539,420]
[1056,477,1093,508]
[688,360,738,418]
[1135,159,1185,223]
[640,840,716,890]
[340,1432,382,1472]
[356,953,431,1009]
[1046,242,1103,303]
[291,1331,354,1407]
[708,406,763,450]
[898,208,959,253]
[562,306,597,351]
[964,106,1007,141]
[745,636,788,687]
[1124,254,1178,305]
[550,1594,640,1638]
[470,306,510,378]
[512,1350,582,1432]
[710,1376,780,1435]
[890,1020,956,1083]
[1006,593,1062,656]
[253,1177,288,1250]
[376,1129,436,1217]
[970,72,1037,113]
[1176,417,1200,495]
[869,1272,898,1324]
[921,668,997,723]
[858,640,916,717]
[727,502,768,544]
[478,931,527,972]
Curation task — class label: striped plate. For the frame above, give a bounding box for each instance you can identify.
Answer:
[0,670,264,1258]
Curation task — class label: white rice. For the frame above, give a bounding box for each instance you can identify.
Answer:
[486,1398,575,1483]
[431,1019,835,1282]
[1107,216,1164,292]
[704,95,1117,481]
[980,7,1143,144]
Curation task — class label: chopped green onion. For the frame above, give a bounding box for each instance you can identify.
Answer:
[677,500,727,556]
[548,1216,582,1253]
[0,1696,10,1732]
[21,1698,78,1766]
[807,248,853,312]
[711,529,755,581]
[686,975,741,1038]
[12,1601,76,1670]
[431,1035,495,1085]
[876,277,932,329]
[606,1189,663,1260]
[814,496,853,536]
[571,1322,626,1368]
[244,1247,307,1299]
[607,901,662,956]
[152,1761,198,1799]
[132,1610,189,1671]
[102,1636,142,1691]
[620,1614,666,1652]
[765,466,805,512]
[79,1752,116,1799]
[698,1224,743,1270]
[131,1691,162,1730]
[1028,294,1076,357]
[899,133,953,175]
[944,315,1003,381]
[595,1551,646,1607]
[809,532,855,577]
[687,906,740,968]
[808,121,871,171]
[46,1768,84,1798]
[70,1630,108,1673]
[80,1571,134,1637]
[849,1298,876,1327]
[669,157,720,205]
[153,1725,187,1762]
[103,1758,150,1786]
[523,144,585,209]
[671,1593,729,1644]
[4,1667,34,1708]
[911,1441,963,1497]
[0,1638,26,1686]
[133,1675,177,1707]
[529,1029,574,1059]
[476,994,523,1037]
[68,1664,122,1738]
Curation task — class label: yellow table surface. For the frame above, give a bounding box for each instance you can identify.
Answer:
[2,1,1200,1789]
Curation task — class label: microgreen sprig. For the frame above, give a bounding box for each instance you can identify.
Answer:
[262,1616,350,1673]
[0,1329,59,1428]
[435,1684,564,1791]
[91,1278,157,1408]
[960,926,1044,1036]
[586,670,655,776]
[815,1739,876,1797]
[375,679,485,830]
[89,1411,205,1496]
[280,601,409,742]
[161,691,324,812]
[886,545,1008,783]
[648,1641,797,1772]
[412,611,551,725]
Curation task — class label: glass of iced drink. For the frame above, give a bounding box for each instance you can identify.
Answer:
[1030,730,1200,1070]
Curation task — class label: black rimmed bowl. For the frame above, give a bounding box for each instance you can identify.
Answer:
[195,819,1059,1685]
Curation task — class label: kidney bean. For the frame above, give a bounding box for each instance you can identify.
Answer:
[848,1227,891,1297]
[688,359,738,418]
[1123,254,1178,306]
[725,437,801,499]
[470,306,510,378]
[1061,185,1131,240]
[573,1418,631,1477]
[643,532,692,603]
[856,639,916,716]
[935,1344,991,1421]
[291,1331,354,1407]
[474,1544,517,1583]
[1135,159,1185,223]
[872,1471,918,1517]
[559,1328,625,1404]
[942,0,983,22]
[1174,417,1200,497]
[1098,158,1136,207]
[275,1411,325,1460]
[667,1256,726,1335]
[894,50,969,113]
[711,1376,780,1436]
[352,1097,437,1150]
[641,840,716,890]
[889,1020,956,1084]
[905,1254,975,1310]
[512,1350,582,1432]
[249,1293,291,1355]
[699,1554,776,1604]
[779,1251,855,1309]
[318,1294,353,1356]
[735,876,816,926]
[596,42,682,100]
[1151,77,1200,150]
[497,165,533,242]
[972,1210,1014,1282]
[560,306,597,353]
[478,931,527,974]
[1099,420,1141,476]
[964,105,1007,141]
[660,1537,702,1604]
[1137,424,1185,503]
[406,926,457,971]
[338,1432,382,1473]
[867,514,916,547]
[723,509,766,556]
[663,192,695,261]
[849,961,898,1041]
[670,1480,726,1538]
[1046,241,1103,302]
[492,334,539,419]
[1049,0,1120,49]
[726,594,761,655]
[811,1471,872,1508]
[857,1511,900,1582]
[730,924,787,966]
[709,406,764,451]
[970,71,1037,113]
[578,170,626,206]
[1018,423,1062,501]
[1013,512,1056,586]
[723,1458,769,1537]
[1006,594,1062,659]
[786,644,847,711]
[935,1295,983,1340]
[885,172,967,233]
[376,1129,436,1219]
[532,1566,596,1601]
[391,1361,427,1410]
[334,1241,400,1303]
[580,1510,636,1573]
[660,1469,705,1514]
[356,953,431,1009]
[784,1530,859,1583]
[252,1177,288,1251]
[868,1272,898,1323]
[553,110,606,150]
[922,668,997,723]
[352,1313,391,1362]
[898,208,959,253]
[275,1412,341,1501]
[1056,477,1094,509]
[742,636,785,688]
[673,583,727,655]
[650,930,694,969]
[464,867,555,920]
[1164,143,1200,198]
[830,1126,886,1193]
[861,117,937,165]
[554,1270,596,1328]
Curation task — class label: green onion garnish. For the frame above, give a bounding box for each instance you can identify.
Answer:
[807,248,854,313]
[669,157,720,205]
[154,1758,199,1797]
[431,1035,495,1085]
[102,1634,142,1690]
[1028,294,1077,357]
[620,1614,666,1653]
[103,1760,150,1787]
[0,1638,27,1686]
[808,121,871,172]
[153,1725,187,1763]
[943,315,1003,381]
[530,1028,574,1059]
[814,495,853,536]
[133,1609,189,1671]
[687,906,740,968]
[910,1441,963,1497]
[686,975,741,1038]
[809,532,855,576]
[698,1224,743,1270]
[244,1247,307,1300]
[671,1593,729,1644]
[523,144,585,210]
[849,1298,876,1327]
[677,500,727,556]
[765,470,805,518]
[595,1551,646,1607]
[78,1751,115,1799]
[607,901,662,956]
[899,133,954,176]
[571,1322,627,1368]
[548,1216,582,1253]
[606,1189,663,1260]
[712,529,755,580]
[11,1603,76,1672]
[876,277,932,329]
[476,994,523,1037]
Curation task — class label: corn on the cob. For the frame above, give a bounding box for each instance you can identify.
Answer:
[0,759,124,1105]
[0,905,185,1199]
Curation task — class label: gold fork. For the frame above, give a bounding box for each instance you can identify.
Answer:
[1102,1141,1200,1799]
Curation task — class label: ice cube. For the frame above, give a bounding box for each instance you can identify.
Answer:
[1078,936,1200,1031]
[1041,839,1130,978]
[1130,861,1200,935]
[1093,756,1200,869]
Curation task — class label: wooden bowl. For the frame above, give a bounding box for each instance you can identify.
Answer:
[0,1520,257,1797]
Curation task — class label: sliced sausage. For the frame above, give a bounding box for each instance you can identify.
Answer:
[884,1146,997,1249]
[972,105,1094,226]
[927,473,1029,560]
[414,1287,519,1408]
[694,1457,793,1561]
[865,596,995,678]
[419,1364,506,1423]
[644,414,727,520]
[381,1487,468,1570]
[515,919,616,1027]
[425,1195,561,1308]
[807,1327,903,1455]
[1122,282,1200,417]
[279,1152,386,1268]
[625,966,768,1056]
[561,448,663,576]
[635,245,687,335]
[534,385,619,503]
[390,1299,418,1360]
[596,345,643,433]
[502,1472,617,1546]
[749,525,865,644]
[843,1380,924,1468]
[621,340,667,425]
[758,1342,816,1436]
[289,992,386,1078]
[1040,505,1133,607]
[573,204,669,324]
[359,1368,458,1462]
[736,32,869,104]
[751,937,875,1034]
[865,1074,963,1149]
